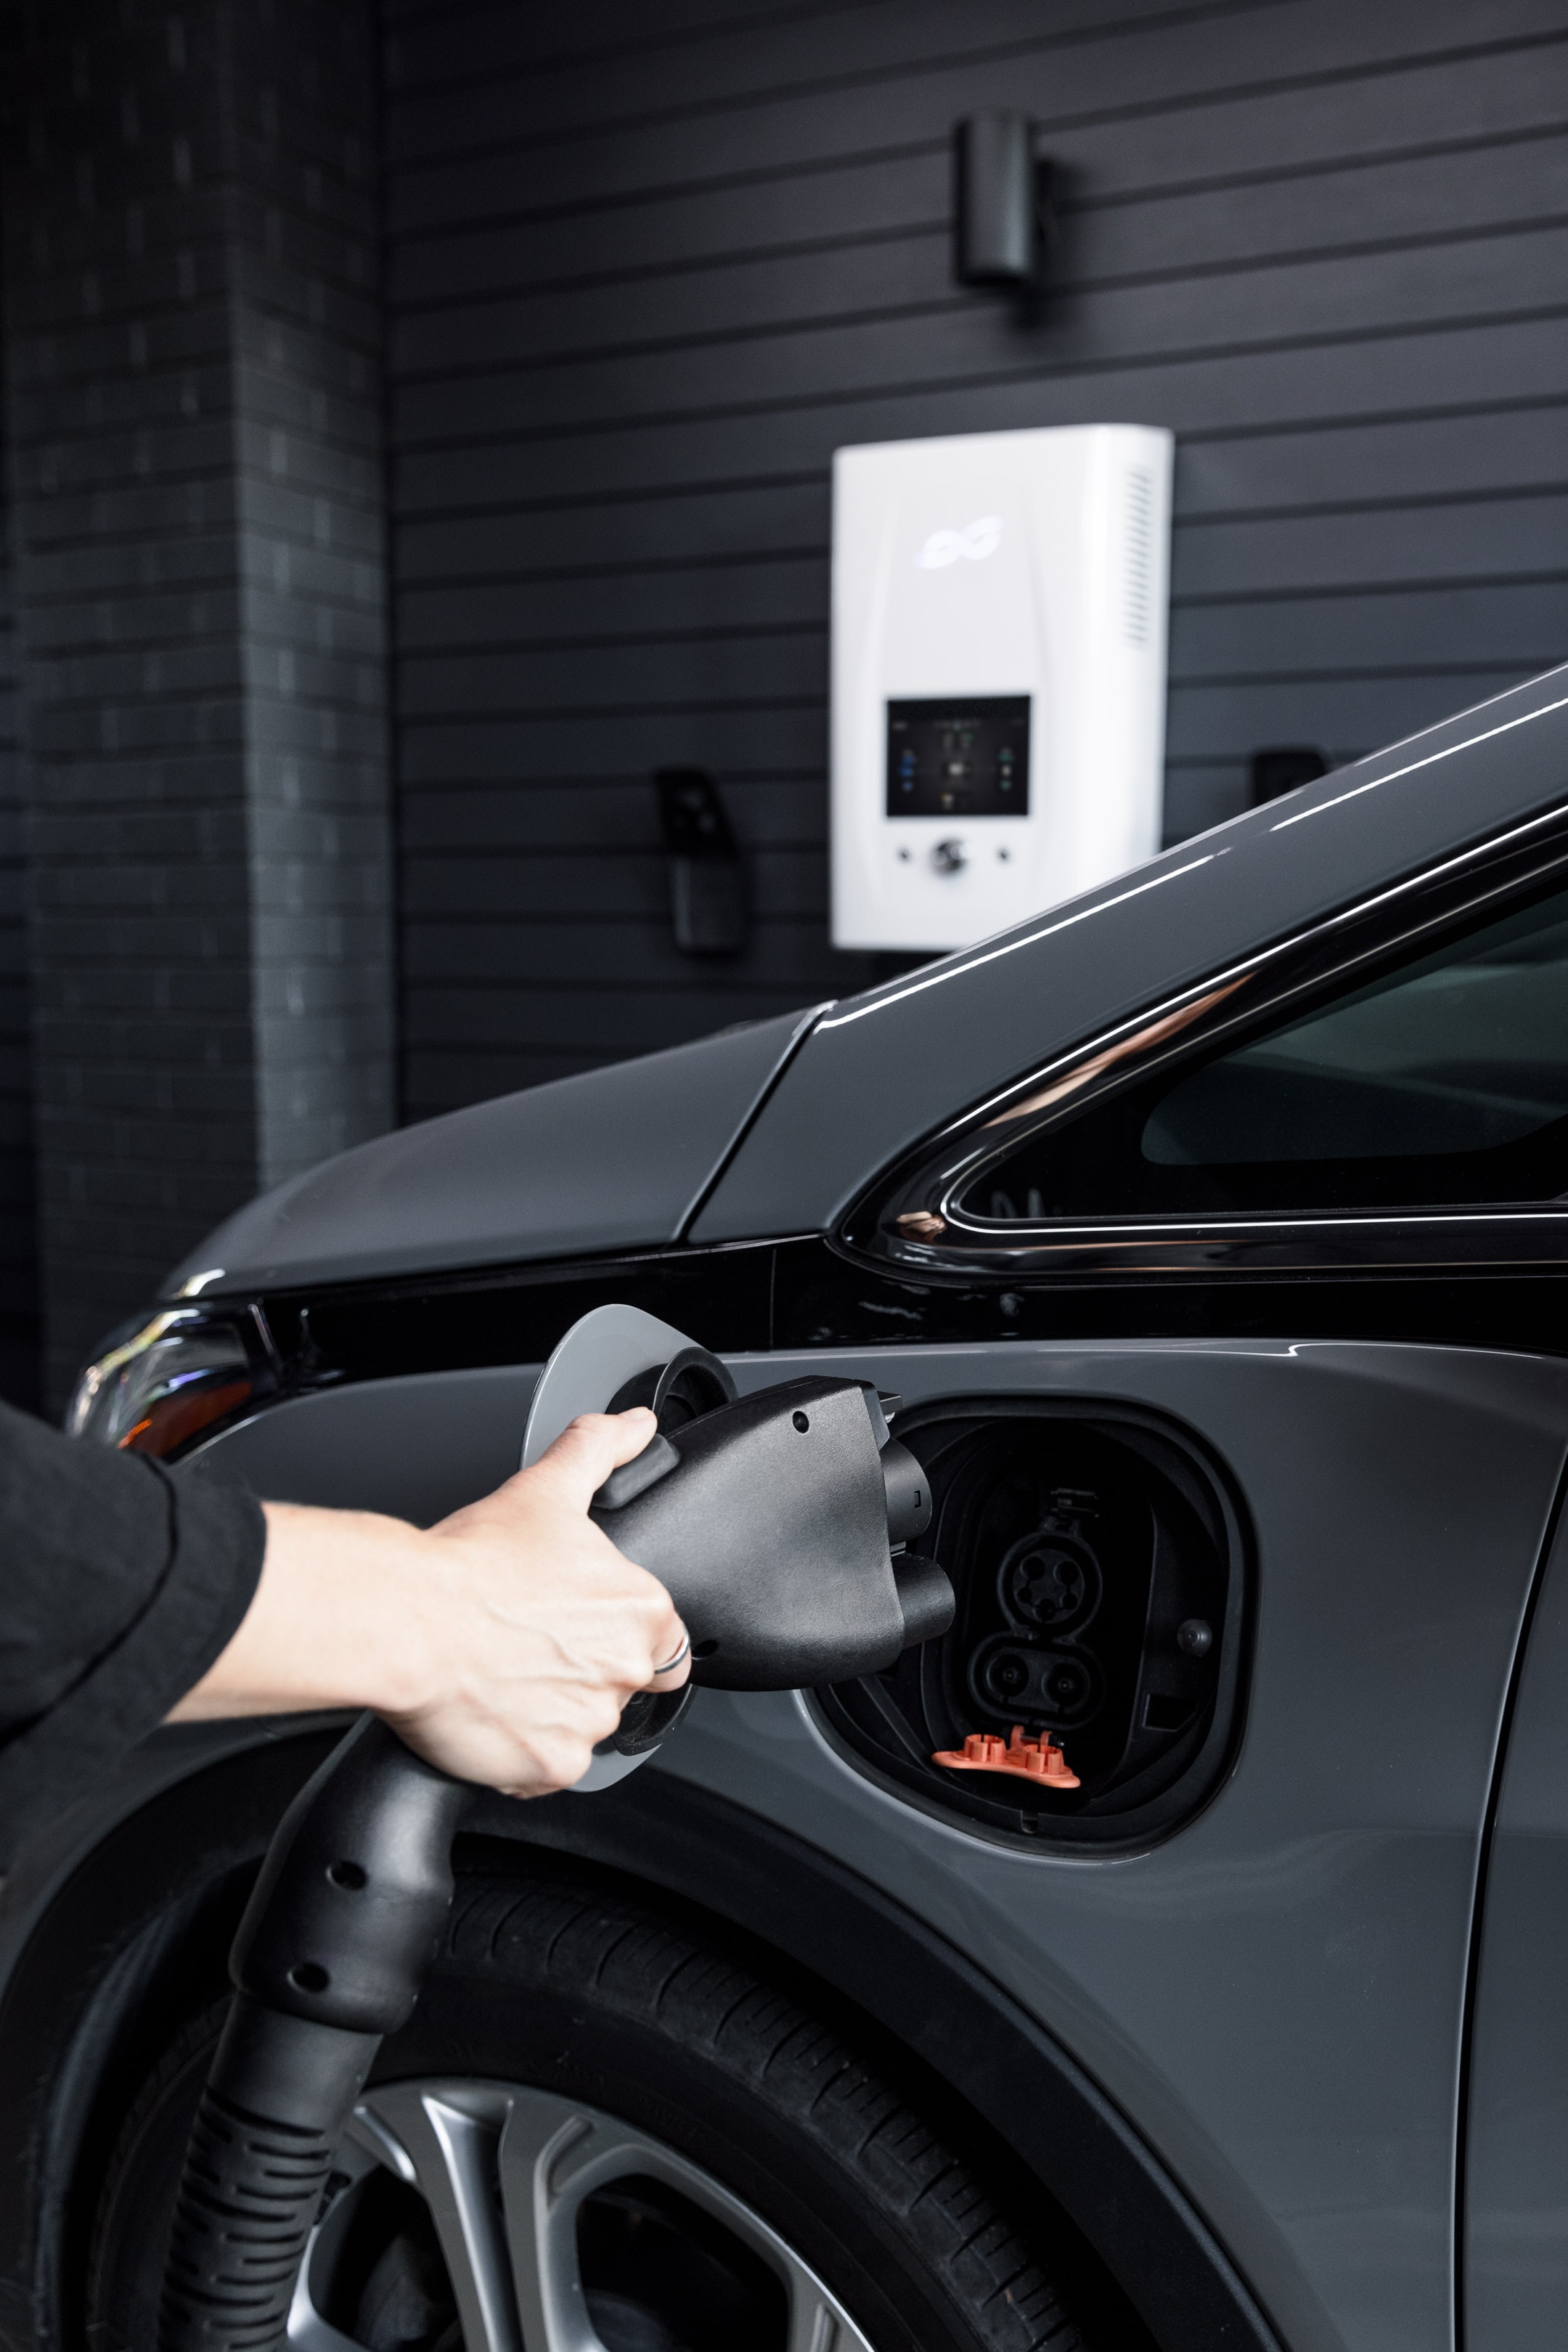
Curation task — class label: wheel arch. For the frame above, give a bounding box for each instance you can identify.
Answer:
[0,1732,339,2351]
[0,1733,1280,2352]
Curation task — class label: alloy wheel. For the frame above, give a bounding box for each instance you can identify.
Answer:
[288,2077,878,2352]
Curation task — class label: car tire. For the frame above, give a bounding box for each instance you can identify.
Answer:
[86,1857,1119,2352]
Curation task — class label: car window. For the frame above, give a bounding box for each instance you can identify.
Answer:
[960,879,1568,1221]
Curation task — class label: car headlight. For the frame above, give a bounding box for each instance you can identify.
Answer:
[66,1308,260,1457]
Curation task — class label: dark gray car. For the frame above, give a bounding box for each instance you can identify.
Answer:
[9,664,1568,2352]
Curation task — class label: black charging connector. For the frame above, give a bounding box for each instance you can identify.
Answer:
[157,1354,952,2352]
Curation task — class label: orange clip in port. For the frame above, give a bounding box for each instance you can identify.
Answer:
[932,1725,1080,1790]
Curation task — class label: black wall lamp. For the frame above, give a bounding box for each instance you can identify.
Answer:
[955,113,1058,292]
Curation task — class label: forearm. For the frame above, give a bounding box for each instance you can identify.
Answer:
[166,1502,436,1722]
[163,1411,688,1799]
[0,1401,266,1870]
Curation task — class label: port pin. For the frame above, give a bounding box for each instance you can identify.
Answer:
[932,1725,1080,1789]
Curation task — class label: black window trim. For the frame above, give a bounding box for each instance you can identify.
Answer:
[845,798,1568,1282]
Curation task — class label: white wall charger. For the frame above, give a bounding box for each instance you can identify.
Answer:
[830,423,1173,953]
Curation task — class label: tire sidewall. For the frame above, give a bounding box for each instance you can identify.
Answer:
[88,1872,1084,2352]
[383,1913,1048,2352]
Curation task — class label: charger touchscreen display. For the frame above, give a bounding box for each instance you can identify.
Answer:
[886,696,1031,818]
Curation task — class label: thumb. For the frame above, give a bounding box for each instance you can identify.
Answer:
[531,1407,658,1510]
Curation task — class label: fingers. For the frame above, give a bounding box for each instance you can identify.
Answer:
[397,1709,610,1801]
[397,1398,693,1799]
[570,1557,687,1700]
[532,1411,690,1680]
[532,1407,658,1510]
[647,1629,691,1692]
[396,1603,688,1795]
[604,1573,688,1695]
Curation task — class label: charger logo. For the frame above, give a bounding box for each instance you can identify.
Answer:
[915,515,1003,570]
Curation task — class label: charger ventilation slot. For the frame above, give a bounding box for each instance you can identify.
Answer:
[1124,468,1153,646]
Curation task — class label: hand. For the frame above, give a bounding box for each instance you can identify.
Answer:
[167,1408,689,1798]
[395,1408,690,1793]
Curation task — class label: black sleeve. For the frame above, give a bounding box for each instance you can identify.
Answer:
[0,1400,265,1867]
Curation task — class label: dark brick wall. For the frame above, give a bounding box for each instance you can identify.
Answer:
[0,407,38,1409]
[382,0,1568,1122]
[6,4,259,1396]
[225,14,396,1196]
[2,0,394,1406]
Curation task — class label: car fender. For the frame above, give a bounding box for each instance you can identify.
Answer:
[0,1724,1278,2352]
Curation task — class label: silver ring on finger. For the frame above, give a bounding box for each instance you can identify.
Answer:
[653,1635,690,1676]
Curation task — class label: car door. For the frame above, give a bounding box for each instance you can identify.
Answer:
[682,757,1568,2352]
[1463,1478,1568,2348]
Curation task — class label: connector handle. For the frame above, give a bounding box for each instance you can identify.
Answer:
[229,1711,470,2035]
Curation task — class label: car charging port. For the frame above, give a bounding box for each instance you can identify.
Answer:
[812,1400,1249,1852]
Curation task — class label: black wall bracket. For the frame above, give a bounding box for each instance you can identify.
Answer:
[1249,747,1330,807]
[655,767,747,956]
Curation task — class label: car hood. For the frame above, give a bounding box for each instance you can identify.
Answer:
[162,1006,823,1298]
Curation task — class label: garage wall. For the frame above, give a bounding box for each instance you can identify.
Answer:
[2,0,396,1407]
[0,447,37,1408]
[381,0,1568,1123]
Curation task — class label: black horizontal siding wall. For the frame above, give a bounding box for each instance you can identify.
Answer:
[382,0,1568,1122]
